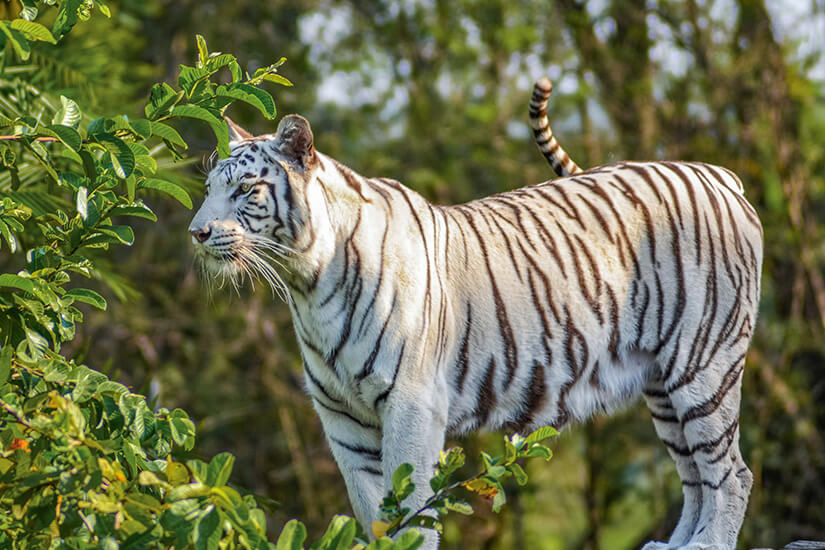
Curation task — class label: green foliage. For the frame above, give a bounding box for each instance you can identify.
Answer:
[374,428,557,538]
[0,2,288,548]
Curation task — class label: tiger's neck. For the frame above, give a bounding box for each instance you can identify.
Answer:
[285,154,409,377]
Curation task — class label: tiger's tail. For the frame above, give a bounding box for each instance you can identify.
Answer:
[529,78,582,177]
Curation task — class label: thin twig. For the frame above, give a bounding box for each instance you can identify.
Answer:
[0,135,59,142]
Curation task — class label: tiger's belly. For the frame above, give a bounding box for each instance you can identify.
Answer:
[442,302,655,437]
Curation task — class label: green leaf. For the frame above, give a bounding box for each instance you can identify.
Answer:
[169,409,196,450]
[196,34,209,68]
[0,274,34,293]
[19,0,37,20]
[276,519,307,550]
[524,445,552,460]
[79,150,97,183]
[23,326,49,358]
[98,225,135,246]
[76,185,87,219]
[145,83,183,120]
[10,19,56,44]
[392,463,415,501]
[178,65,210,96]
[264,74,294,87]
[187,459,209,484]
[150,121,187,149]
[51,0,83,41]
[166,461,191,486]
[444,497,473,515]
[93,0,111,17]
[110,203,157,221]
[129,118,153,139]
[0,220,17,253]
[46,124,82,151]
[508,463,528,486]
[139,178,193,209]
[0,345,11,391]
[205,53,237,73]
[0,22,31,60]
[430,447,465,492]
[392,530,426,550]
[194,506,221,550]
[491,489,506,513]
[229,60,243,83]
[206,452,234,487]
[311,515,356,550]
[93,133,135,179]
[72,366,108,402]
[523,426,558,447]
[171,104,229,157]
[65,288,107,310]
[216,83,276,119]
[138,470,170,488]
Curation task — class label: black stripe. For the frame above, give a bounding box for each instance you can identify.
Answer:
[303,363,341,404]
[475,357,498,426]
[374,342,406,409]
[682,467,732,490]
[329,436,382,461]
[679,358,745,426]
[454,303,473,393]
[458,209,519,386]
[356,292,398,381]
[314,398,379,431]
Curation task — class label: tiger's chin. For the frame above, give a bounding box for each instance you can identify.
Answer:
[193,242,293,302]
[194,247,243,280]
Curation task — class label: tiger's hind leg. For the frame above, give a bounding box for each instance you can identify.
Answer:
[642,378,703,549]
[665,351,753,549]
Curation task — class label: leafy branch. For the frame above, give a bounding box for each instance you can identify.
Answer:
[0,2,290,548]
[374,427,558,539]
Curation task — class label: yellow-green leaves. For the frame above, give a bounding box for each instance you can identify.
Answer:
[64,287,107,310]
[51,0,84,41]
[144,36,291,158]
[378,427,558,537]
[146,82,184,120]
[217,83,277,119]
[0,15,293,550]
[140,178,193,209]
[172,104,231,156]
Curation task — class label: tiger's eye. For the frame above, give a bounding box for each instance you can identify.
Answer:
[240,183,253,192]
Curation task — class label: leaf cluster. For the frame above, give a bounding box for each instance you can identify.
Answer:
[374,427,557,538]
[0,2,289,548]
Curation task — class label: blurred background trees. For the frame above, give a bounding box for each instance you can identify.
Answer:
[6,0,821,547]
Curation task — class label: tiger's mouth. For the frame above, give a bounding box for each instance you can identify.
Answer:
[192,234,294,302]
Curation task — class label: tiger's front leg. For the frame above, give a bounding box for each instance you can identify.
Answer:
[313,399,386,532]
[381,381,449,550]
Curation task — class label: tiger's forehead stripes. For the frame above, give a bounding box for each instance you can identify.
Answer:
[209,140,285,188]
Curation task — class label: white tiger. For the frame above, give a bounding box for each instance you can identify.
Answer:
[189,79,762,549]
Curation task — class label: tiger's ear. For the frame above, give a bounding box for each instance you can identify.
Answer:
[276,114,315,168]
[226,117,253,143]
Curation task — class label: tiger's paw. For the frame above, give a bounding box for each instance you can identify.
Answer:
[641,542,670,550]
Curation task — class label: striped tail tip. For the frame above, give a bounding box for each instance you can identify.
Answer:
[528,76,582,178]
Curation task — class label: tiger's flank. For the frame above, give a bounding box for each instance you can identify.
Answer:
[189,78,763,550]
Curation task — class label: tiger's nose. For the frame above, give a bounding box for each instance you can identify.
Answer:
[190,228,211,243]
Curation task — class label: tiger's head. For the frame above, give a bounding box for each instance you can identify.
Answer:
[189,115,321,299]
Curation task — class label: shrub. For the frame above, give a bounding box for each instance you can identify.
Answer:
[0,2,288,548]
